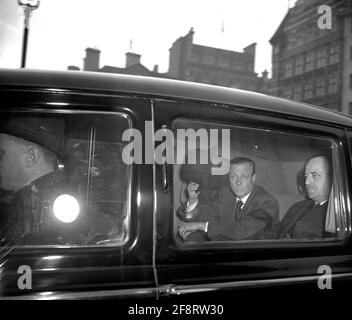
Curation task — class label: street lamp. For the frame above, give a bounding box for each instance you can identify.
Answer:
[18,0,40,68]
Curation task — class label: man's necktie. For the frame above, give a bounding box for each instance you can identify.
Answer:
[234,200,243,220]
[313,202,324,208]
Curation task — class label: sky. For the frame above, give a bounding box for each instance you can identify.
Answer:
[0,0,291,76]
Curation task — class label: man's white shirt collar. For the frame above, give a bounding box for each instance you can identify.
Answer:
[236,192,251,208]
[315,199,328,206]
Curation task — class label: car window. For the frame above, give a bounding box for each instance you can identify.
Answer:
[173,118,347,244]
[0,111,131,247]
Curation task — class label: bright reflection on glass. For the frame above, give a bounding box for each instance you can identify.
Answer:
[42,268,56,271]
[42,255,63,261]
[53,194,80,223]
[46,102,69,106]
[137,191,141,207]
[39,292,54,296]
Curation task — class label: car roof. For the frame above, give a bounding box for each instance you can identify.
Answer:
[1,68,351,127]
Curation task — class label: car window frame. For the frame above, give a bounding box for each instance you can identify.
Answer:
[153,98,351,256]
[0,107,133,249]
[171,117,349,249]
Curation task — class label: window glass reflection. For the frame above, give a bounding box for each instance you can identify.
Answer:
[0,112,130,247]
[173,119,343,243]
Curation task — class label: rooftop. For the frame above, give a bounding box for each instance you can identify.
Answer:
[0,68,351,127]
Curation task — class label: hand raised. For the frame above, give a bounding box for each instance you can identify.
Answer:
[187,181,200,203]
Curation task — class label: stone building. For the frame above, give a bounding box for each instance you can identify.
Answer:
[79,47,168,78]
[168,28,269,92]
[270,0,352,113]
[73,29,269,93]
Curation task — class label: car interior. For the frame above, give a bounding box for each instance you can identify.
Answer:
[172,118,338,242]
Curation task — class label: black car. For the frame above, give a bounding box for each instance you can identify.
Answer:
[0,68,351,300]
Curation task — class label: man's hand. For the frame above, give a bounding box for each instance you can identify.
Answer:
[187,182,200,207]
[178,222,207,240]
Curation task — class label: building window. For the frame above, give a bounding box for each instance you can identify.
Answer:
[329,44,340,64]
[304,81,313,99]
[328,74,338,94]
[294,56,304,75]
[305,52,315,72]
[210,75,219,85]
[287,27,306,49]
[284,60,293,78]
[272,64,279,79]
[287,32,295,49]
[218,58,229,68]
[194,72,201,82]
[185,69,195,81]
[188,52,199,62]
[296,29,304,47]
[293,83,302,100]
[316,78,326,97]
[203,56,215,65]
[282,86,292,99]
[304,23,315,43]
[233,62,244,71]
[317,47,327,68]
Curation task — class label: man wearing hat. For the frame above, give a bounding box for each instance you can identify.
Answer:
[0,116,121,246]
[0,116,68,245]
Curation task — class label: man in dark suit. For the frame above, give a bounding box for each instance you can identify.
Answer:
[178,157,279,241]
[277,154,332,239]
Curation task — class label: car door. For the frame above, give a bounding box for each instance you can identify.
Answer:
[153,98,352,297]
[0,86,156,299]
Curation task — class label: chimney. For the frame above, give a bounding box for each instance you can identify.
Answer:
[262,69,268,81]
[185,27,194,43]
[243,43,256,72]
[153,64,159,73]
[83,47,100,71]
[125,52,141,68]
[67,65,80,71]
[243,43,256,56]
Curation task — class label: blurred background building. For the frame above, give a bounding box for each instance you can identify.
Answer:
[70,28,269,94]
[70,0,352,114]
[167,28,269,92]
[270,0,352,113]
[68,47,169,78]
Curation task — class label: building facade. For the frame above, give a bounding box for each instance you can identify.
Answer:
[74,29,269,93]
[168,28,268,92]
[270,0,352,113]
[76,47,167,78]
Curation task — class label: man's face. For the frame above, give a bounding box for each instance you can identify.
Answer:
[0,134,27,192]
[229,162,256,198]
[305,156,330,203]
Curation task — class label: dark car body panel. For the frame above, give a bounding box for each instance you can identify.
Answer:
[0,69,352,299]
